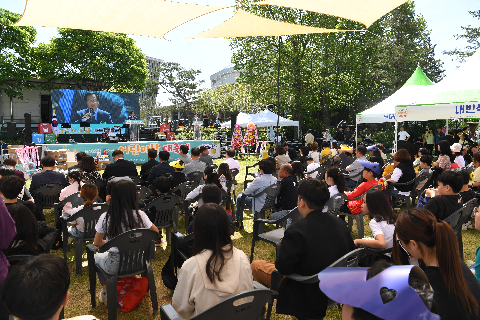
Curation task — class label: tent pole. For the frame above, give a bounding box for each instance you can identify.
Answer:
[275,36,281,144]
[446,119,449,134]
[355,122,358,150]
[395,120,398,152]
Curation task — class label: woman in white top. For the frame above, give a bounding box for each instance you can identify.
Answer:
[186,166,227,207]
[172,203,253,318]
[451,143,465,168]
[330,141,338,157]
[323,167,345,212]
[93,180,158,304]
[354,190,396,249]
[275,145,291,168]
[68,183,98,239]
[309,142,320,163]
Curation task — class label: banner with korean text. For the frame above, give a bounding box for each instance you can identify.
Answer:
[396,102,480,121]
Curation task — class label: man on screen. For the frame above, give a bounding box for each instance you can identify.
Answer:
[71,93,113,124]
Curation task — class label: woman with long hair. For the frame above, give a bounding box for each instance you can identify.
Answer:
[394,208,480,319]
[434,140,454,170]
[172,203,253,318]
[325,167,345,197]
[93,180,158,304]
[4,202,57,256]
[354,190,396,249]
[80,155,101,183]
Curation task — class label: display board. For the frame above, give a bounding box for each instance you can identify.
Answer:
[51,89,140,124]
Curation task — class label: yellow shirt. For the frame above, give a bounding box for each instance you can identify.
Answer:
[320,148,332,164]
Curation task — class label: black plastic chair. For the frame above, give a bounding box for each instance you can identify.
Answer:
[230,168,239,179]
[160,289,276,320]
[324,193,347,212]
[31,184,64,209]
[129,175,144,186]
[53,192,84,227]
[250,207,301,262]
[61,203,109,276]
[187,172,203,186]
[239,182,281,231]
[386,173,427,209]
[443,199,477,260]
[343,170,363,191]
[257,248,364,313]
[93,178,107,202]
[144,194,180,245]
[171,181,198,204]
[137,185,153,202]
[243,161,260,190]
[304,165,326,181]
[87,229,158,320]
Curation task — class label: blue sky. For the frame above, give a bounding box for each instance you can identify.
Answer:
[1,0,478,105]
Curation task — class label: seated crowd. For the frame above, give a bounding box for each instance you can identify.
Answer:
[2,138,480,320]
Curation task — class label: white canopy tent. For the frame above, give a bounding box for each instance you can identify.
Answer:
[396,48,480,122]
[221,110,300,137]
[355,66,434,149]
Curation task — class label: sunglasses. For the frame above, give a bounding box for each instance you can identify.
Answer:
[397,239,411,258]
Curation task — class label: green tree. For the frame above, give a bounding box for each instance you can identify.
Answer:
[150,61,204,121]
[230,1,443,131]
[196,83,262,115]
[34,29,148,92]
[0,9,36,99]
[444,10,480,63]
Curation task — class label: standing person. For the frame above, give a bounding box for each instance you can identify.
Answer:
[398,127,410,147]
[434,128,445,155]
[394,208,480,319]
[442,131,455,145]
[424,129,435,154]
[250,179,355,319]
[336,127,345,145]
[128,111,138,141]
[198,146,214,166]
[102,150,138,181]
[345,127,354,146]
[172,203,253,318]
[304,130,314,145]
[323,129,332,143]
[93,180,158,304]
[178,144,192,165]
[140,148,159,182]
[202,114,209,128]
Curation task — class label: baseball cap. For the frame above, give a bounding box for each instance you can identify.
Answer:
[367,145,378,152]
[170,160,185,169]
[359,160,381,175]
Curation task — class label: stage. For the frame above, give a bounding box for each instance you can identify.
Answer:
[39,140,220,163]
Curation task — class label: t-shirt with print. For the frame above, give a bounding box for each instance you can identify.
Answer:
[95,210,153,252]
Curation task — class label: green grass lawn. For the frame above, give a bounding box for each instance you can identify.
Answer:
[40,157,479,320]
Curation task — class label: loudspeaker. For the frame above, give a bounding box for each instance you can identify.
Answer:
[24,113,32,144]
[7,122,16,138]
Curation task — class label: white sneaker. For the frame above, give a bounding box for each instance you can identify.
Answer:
[462,223,468,231]
[99,290,107,305]
[466,221,473,229]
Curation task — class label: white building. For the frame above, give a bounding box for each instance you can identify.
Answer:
[210,67,241,88]
[139,56,163,101]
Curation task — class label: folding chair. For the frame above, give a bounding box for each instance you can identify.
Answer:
[187,172,203,186]
[87,229,158,320]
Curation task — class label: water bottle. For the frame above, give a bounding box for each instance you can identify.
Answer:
[219,174,226,188]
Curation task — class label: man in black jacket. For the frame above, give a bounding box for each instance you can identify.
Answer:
[148,150,175,183]
[250,179,355,319]
[102,150,137,181]
[140,148,159,181]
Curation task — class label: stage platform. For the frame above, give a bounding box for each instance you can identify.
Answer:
[39,140,220,163]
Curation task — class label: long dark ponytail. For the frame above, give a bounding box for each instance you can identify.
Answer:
[326,167,345,193]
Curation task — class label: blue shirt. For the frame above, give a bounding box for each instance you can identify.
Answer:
[434,131,445,144]
[243,174,278,212]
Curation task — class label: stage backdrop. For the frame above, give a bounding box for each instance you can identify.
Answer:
[51,89,140,124]
[40,140,220,163]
